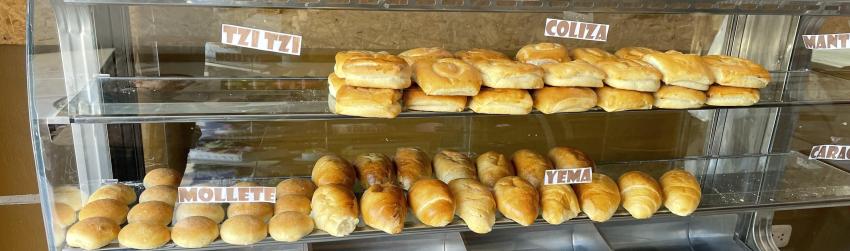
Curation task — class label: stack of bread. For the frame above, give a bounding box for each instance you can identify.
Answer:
[118,168,180,249]
[51,186,84,248]
[173,183,225,248]
[310,155,360,237]
[399,48,479,113]
[329,51,410,118]
[270,178,316,242]
[220,181,271,246]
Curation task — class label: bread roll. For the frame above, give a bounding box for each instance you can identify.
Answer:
[333,85,402,118]
[595,86,654,112]
[570,48,616,64]
[394,147,433,190]
[89,184,136,205]
[312,155,356,188]
[220,215,268,245]
[54,185,85,211]
[399,47,454,66]
[276,178,317,198]
[227,202,274,222]
[175,203,225,223]
[448,178,496,234]
[66,217,120,250]
[469,88,533,115]
[475,151,515,187]
[618,171,662,219]
[540,60,606,87]
[702,55,770,88]
[540,184,580,224]
[470,59,544,89]
[433,150,477,183]
[516,43,570,66]
[408,179,455,227]
[455,48,509,63]
[413,58,482,96]
[615,47,661,60]
[660,169,701,216]
[403,87,467,112]
[512,149,552,188]
[54,202,77,228]
[275,194,312,215]
[575,174,621,222]
[548,147,594,169]
[78,199,128,225]
[705,85,760,106]
[360,184,407,234]
[354,153,396,189]
[493,176,539,226]
[143,168,182,188]
[328,72,345,97]
[269,211,314,242]
[171,216,219,248]
[139,185,177,206]
[533,87,597,114]
[654,85,706,109]
[595,58,662,92]
[334,50,411,89]
[642,51,714,91]
[117,222,171,249]
[127,201,173,226]
[311,184,359,237]
[52,222,66,248]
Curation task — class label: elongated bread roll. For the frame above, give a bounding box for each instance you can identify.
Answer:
[334,50,412,89]
[408,179,455,227]
[540,60,606,87]
[705,85,760,106]
[456,48,509,63]
[354,153,396,189]
[660,169,701,216]
[641,51,714,91]
[469,88,533,115]
[654,85,706,109]
[433,150,477,183]
[311,184,359,237]
[471,59,544,89]
[618,171,663,219]
[516,43,570,66]
[575,174,621,222]
[276,178,317,198]
[571,48,617,64]
[333,85,402,118]
[476,151,515,187]
[399,47,454,66]
[494,176,539,226]
[615,47,661,61]
[532,87,597,114]
[596,58,662,92]
[78,199,129,225]
[548,147,594,169]
[540,184,580,225]
[360,184,407,234]
[596,86,654,112]
[403,87,467,112]
[448,178,496,234]
[702,55,770,88]
[394,147,433,190]
[413,58,482,96]
[312,155,356,188]
[512,149,552,188]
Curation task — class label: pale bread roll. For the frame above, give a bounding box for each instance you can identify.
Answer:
[143,168,182,188]
[660,169,701,216]
[705,85,760,106]
[89,184,136,205]
[311,184,359,237]
[654,85,706,109]
[54,202,77,228]
[276,178,317,198]
[448,178,496,234]
[408,179,455,227]
[269,212,314,242]
[575,174,621,222]
[117,222,171,249]
[641,51,714,91]
[52,222,66,248]
[354,153,396,189]
[175,203,225,223]
[220,215,268,245]
[433,150,477,184]
[595,58,662,92]
[475,151,515,187]
[54,185,85,211]
[78,199,128,225]
[570,48,616,64]
[361,184,407,234]
[455,48,509,63]
[413,58,481,96]
[312,155,356,188]
[171,216,219,248]
[399,47,454,66]
[469,88,533,115]
[511,149,553,188]
[275,195,312,215]
[493,176,539,226]
[66,217,120,250]
[548,146,595,169]
[139,185,177,206]
[540,60,606,87]
[470,59,544,89]
[334,50,378,75]
[403,87,467,112]
[618,171,663,219]
[334,50,411,89]
[516,43,570,66]
[227,202,274,222]
[394,147,433,190]
[328,72,345,97]
[127,201,173,226]
[595,86,654,112]
[702,55,770,88]
[540,184,580,225]
[333,85,402,118]
[615,47,661,60]
[532,87,597,114]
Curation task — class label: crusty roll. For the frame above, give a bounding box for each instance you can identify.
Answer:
[310,184,359,237]
[455,48,509,63]
[512,149,553,188]
[171,216,219,248]
[354,153,396,189]
[78,199,128,225]
[394,147,433,190]
[641,51,714,91]
[532,87,597,114]
[332,85,402,118]
[227,202,274,222]
[54,203,77,228]
[469,88,533,115]
[175,203,225,223]
[595,58,662,92]
[312,155,356,188]
[117,222,171,249]
[547,147,595,169]
[470,59,544,89]
[702,55,770,88]
[269,212,314,242]
[493,176,540,226]
[595,86,654,112]
[654,85,707,109]
[570,48,617,64]
[615,47,661,61]
[328,72,345,97]
[398,47,454,66]
[220,215,268,245]
[127,201,173,226]
[54,185,85,211]
[475,151,515,187]
[540,184,580,225]
[360,184,407,234]
[408,179,455,227]
[516,43,570,66]
[139,185,177,206]
[540,60,606,87]
[143,168,182,188]
[276,178,317,198]
[334,50,411,89]
[575,174,621,222]
[89,184,136,205]
[66,217,120,250]
[413,58,482,96]
[448,178,496,234]
[433,150,477,184]
[275,194,312,215]
[403,87,467,112]
[618,171,663,219]
[705,85,760,106]
[660,169,701,216]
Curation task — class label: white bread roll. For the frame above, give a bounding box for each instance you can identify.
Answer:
[516,42,570,66]
[618,171,663,219]
[614,47,661,61]
[127,201,173,226]
[403,87,467,112]
[88,184,136,205]
[54,185,85,211]
[334,50,412,89]
[269,212,314,242]
[470,59,544,89]
[448,178,496,234]
[175,203,225,223]
[660,169,701,216]
[361,184,407,234]
[312,155,356,188]
[455,48,509,63]
[433,150,477,184]
[533,87,597,114]
[328,72,345,97]
[413,58,482,96]
[354,153,396,189]
[139,185,178,206]
[469,88,533,115]
[540,184,580,224]
[171,216,219,248]
[143,168,182,188]
[311,184,359,237]
[117,222,171,249]
[706,85,760,106]
[394,147,433,190]
[641,51,714,91]
[595,86,654,112]
[595,58,662,92]
[332,85,402,118]
[275,195,312,215]
[78,198,128,225]
[276,178,317,198]
[702,55,770,88]
[654,85,707,109]
[575,174,621,222]
[398,47,454,66]
[54,202,77,228]
[570,48,616,64]
[540,60,606,87]
[475,151,515,187]
[494,176,539,226]
[220,215,268,245]
[511,149,553,188]
[409,179,455,227]
[227,202,274,222]
[66,217,120,250]
[547,146,595,169]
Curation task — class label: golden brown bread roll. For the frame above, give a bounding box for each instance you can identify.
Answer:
[494,176,540,226]
[512,149,553,188]
[654,85,707,109]
[311,184,359,237]
[705,85,760,106]
[532,87,597,114]
[540,60,606,87]
[614,47,661,60]
[394,147,433,190]
[143,168,182,188]
[516,43,570,66]
[328,72,345,97]
[312,155,356,188]
[413,58,482,96]
[595,58,662,92]
[78,199,128,225]
[399,47,454,66]
[360,184,407,234]
[89,184,136,205]
[660,169,701,216]
[171,216,219,248]
[332,85,402,118]
[66,217,120,250]
[433,150,477,184]
[408,179,455,227]
[469,88,533,115]
[641,51,714,91]
[618,171,663,219]
[475,151,515,187]
[117,222,171,249]
[548,147,594,169]
[403,87,468,112]
[540,184,580,224]
[127,201,173,226]
[702,55,770,88]
[575,174,621,222]
[334,50,412,89]
[220,215,268,245]
[139,185,178,206]
[54,202,77,228]
[595,86,654,112]
[175,203,225,223]
[54,185,85,211]
[276,178,317,198]
[455,48,509,63]
[470,59,545,89]
[354,153,396,189]
[269,211,314,242]
[570,48,617,64]
[448,178,496,234]
[227,202,274,222]
[275,194,312,215]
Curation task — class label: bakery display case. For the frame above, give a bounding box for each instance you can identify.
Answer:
[26,0,850,250]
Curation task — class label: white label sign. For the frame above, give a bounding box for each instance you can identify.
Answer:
[221,24,302,55]
[802,33,850,50]
[178,186,276,203]
[809,145,850,160]
[544,18,609,42]
[543,168,593,185]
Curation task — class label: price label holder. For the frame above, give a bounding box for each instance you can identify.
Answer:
[544,18,609,42]
[178,186,276,203]
[543,168,593,185]
[809,145,850,160]
[221,24,302,55]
